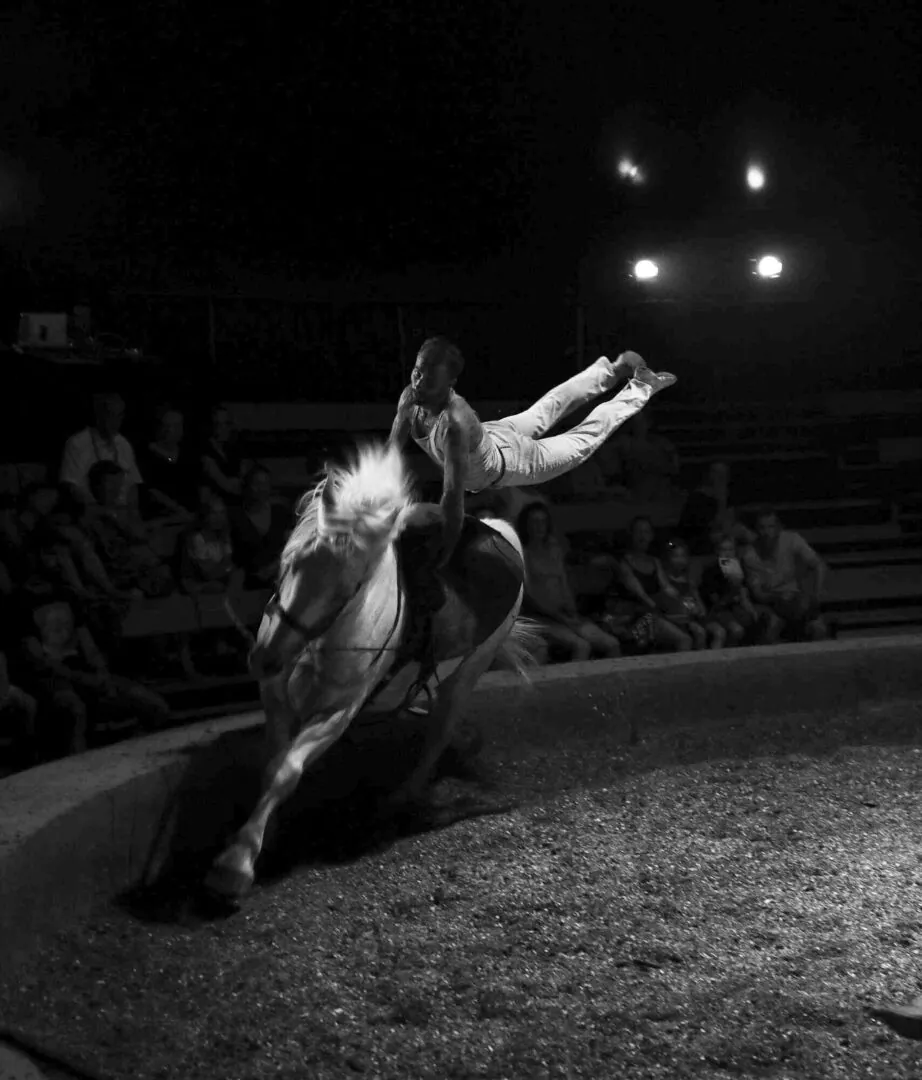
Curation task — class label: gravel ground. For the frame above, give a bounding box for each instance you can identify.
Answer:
[3,691,922,1079]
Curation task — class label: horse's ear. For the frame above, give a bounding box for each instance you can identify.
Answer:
[321,478,336,513]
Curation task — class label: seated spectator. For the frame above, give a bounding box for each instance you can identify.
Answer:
[229,465,291,588]
[516,503,621,661]
[83,462,175,598]
[59,392,143,511]
[742,509,829,643]
[676,462,756,558]
[658,538,724,649]
[19,595,170,756]
[608,412,681,504]
[699,534,764,647]
[0,649,39,770]
[603,516,693,652]
[137,404,197,521]
[180,490,244,595]
[197,405,248,500]
[1,484,120,602]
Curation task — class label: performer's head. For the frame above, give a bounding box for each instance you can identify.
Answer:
[411,337,465,408]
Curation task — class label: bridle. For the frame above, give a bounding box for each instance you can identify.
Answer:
[264,547,404,670]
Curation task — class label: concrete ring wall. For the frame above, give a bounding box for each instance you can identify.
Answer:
[2,636,921,980]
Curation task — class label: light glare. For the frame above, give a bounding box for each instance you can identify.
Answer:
[633,259,659,281]
[755,254,782,278]
[747,165,766,191]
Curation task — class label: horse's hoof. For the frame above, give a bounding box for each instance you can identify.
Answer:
[204,858,254,901]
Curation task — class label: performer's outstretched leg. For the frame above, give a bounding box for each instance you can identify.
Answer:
[496,351,644,439]
[492,368,676,488]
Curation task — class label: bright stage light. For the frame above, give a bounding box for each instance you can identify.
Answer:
[633,259,659,281]
[747,165,766,191]
[618,158,643,184]
[754,254,782,278]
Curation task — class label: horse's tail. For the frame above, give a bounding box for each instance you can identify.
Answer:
[495,616,544,683]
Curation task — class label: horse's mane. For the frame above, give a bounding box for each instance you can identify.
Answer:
[280,441,414,575]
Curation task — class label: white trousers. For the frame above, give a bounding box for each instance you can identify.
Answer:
[483,360,653,488]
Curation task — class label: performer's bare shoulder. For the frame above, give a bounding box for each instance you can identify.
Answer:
[437,390,485,450]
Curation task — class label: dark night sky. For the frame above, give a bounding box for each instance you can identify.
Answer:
[1,0,919,288]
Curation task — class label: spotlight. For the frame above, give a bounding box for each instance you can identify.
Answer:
[746,165,766,191]
[633,259,659,281]
[618,158,644,184]
[754,254,782,279]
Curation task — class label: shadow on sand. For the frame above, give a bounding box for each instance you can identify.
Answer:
[117,708,517,924]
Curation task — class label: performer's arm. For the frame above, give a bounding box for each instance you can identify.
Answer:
[437,418,469,569]
[388,387,414,450]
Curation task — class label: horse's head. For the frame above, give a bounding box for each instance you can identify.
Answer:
[248,443,411,679]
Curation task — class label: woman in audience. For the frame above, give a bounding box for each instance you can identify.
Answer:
[604,516,693,652]
[83,462,175,598]
[197,405,248,501]
[138,404,197,521]
[229,465,291,588]
[516,503,622,661]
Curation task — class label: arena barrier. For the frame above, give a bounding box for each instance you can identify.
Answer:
[2,636,921,978]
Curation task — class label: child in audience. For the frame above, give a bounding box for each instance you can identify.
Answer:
[20,596,170,755]
[658,538,723,649]
[180,489,243,594]
[179,490,246,674]
[699,534,762,646]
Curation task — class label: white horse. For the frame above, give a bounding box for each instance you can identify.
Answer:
[205,441,537,900]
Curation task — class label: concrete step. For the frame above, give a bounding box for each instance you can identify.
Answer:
[833,605,922,629]
[825,546,922,568]
[837,623,922,640]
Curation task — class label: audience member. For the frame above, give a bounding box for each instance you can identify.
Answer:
[138,405,197,521]
[198,405,248,500]
[608,412,681,503]
[1,483,125,603]
[180,490,244,595]
[18,594,170,756]
[677,462,756,557]
[658,538,717,649]
[60,392,142,510]
[699,534,763,647]
[229,465,291,588]
[742,509,829,642]
[604,516,693,652]
[0,649,38,768]
[83,462,175,598]
[516,503,621,661]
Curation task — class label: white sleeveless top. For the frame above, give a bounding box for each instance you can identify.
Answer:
[410,391,504,492]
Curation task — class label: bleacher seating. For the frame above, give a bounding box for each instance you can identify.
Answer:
[2,387,919,741]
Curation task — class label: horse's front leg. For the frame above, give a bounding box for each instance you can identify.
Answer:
[205,706,352,901]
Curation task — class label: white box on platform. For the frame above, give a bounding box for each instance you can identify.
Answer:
[17,312,68,349]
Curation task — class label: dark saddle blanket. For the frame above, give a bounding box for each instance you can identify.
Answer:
[394,511,525,668]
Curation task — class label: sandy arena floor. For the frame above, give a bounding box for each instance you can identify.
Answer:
[2,689,922,1079]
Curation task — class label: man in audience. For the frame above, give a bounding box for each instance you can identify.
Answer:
[60,392,143,510]
[742,508,829,642]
